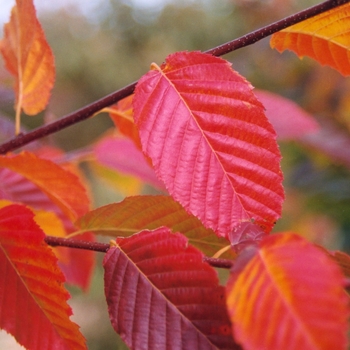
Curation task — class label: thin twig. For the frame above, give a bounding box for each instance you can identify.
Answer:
[44,235,234,269]
[0,0,348,154]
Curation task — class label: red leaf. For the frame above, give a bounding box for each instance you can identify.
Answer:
[133,51,284,237]
[226,233,349,350]
[104,227,238,350]
[0,152,94,290]
[255,90,319,140]
[76,195,234,258]
[0,204,86,350]
[0,0,55,115]
[93,134,164,189]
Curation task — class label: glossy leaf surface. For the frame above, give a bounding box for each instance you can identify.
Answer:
[76,195,233,257]
[0,0,55,114]
[255,90,319,140]
[270,3,350,76]
[226,233,349,350]
[104,227,238,350]
[133,51,284,237]
[0,204,86,350]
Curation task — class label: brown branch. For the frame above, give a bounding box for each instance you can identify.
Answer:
[45,235,233,269]
[0,0,349,154]
[206,0,350,56]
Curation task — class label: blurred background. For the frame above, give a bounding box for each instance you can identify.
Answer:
[1,0,350,348]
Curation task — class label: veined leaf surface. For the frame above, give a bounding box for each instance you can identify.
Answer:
[0,204,86,350]
[104,227,238,350]
[133,51,284,238]
[0,0,55,115]
[270,3,350,76]
[226,233,349,350]
[76,195,233,258]
[0,151,89,222]
[0,162,94,290]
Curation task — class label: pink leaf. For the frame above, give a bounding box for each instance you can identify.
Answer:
[255,89,319,140]
[133,51,284,238]
[93,134,164,189]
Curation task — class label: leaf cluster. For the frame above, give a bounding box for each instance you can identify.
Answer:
[0,1,350,349]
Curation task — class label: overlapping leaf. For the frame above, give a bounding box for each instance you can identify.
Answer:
[133,51,284,238]
[76,195,234,257]
[0,152,94,289]
[106,95,141,147]
[226,233,349,350]
[255,90,319,140]
[0,0,55,115]
[270,3,350,76]
[93,134,164,189]
[0,204,86,350]
[104,227,238,350]
[0,151,89,222]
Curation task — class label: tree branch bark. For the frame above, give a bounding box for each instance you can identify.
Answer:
[45,235,234,269]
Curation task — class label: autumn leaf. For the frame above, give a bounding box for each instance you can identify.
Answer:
[255,89,319,140]
[0,204,86,350]
[301,118,350,169]
[316,244,350,279]
[133,51,284,238]
[104,227,239,350]
[76,195,235,258]
[270,3,350,76]
[89,160,144,196]
[93,134,164,189]
[0,151,90,222]
[226,233,349,350]
[105,94,141,147]
[0,0,55,133]
[0,152,94,289]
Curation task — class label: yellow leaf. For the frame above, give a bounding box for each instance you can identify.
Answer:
[271,3,350,76]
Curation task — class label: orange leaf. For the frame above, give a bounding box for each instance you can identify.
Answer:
[0,153,94,290]
[76,195,234,258]
[270,3,350,76]
[0,151,89,222]
[0,204,86,349]
[0,0,55,117]
[106,95,142,148]
[226,233,349,350]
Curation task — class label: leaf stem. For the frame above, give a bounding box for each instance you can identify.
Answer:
[0,0,348,154]
[44,235,234,268]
